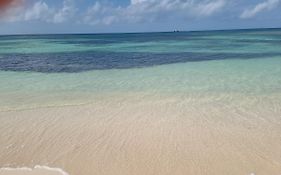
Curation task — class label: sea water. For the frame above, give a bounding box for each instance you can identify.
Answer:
[0,29,281,110]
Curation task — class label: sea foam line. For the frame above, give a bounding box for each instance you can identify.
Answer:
[0,165,69,175]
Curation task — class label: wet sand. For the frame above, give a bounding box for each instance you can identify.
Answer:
[0,166,69,175]
[0,94,281,175]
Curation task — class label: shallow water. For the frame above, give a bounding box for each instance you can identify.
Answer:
[0,56,281,111]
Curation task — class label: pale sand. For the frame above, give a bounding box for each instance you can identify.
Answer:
[0,94,281,175]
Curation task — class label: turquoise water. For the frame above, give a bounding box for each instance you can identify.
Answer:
[0,29,281,110]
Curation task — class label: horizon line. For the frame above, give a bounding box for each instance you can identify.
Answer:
[0,27,281,37]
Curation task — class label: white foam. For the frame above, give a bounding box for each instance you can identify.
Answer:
[0,165,69,175]
[0,167,33,171]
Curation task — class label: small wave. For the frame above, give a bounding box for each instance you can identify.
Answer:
[0,165,69,175]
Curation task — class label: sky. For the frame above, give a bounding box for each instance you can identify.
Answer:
[0,0,281,34]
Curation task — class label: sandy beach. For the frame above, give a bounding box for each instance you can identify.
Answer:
[1,93,281,175]
[1,29,281,175]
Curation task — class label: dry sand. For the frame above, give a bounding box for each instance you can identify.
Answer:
[0,94,281,175]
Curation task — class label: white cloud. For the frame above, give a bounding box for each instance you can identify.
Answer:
[2,0,281,26]
[240,0,280,19]
[83,0,227,25]
[24,1,52,21]
[0,1,53,22]
[1,0,77,23]
[195,0,226,16]
[53,0,77,23]
[83,2,120,25]
[1,0,227,25]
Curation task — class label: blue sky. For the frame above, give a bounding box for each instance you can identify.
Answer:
[0,0,281,34]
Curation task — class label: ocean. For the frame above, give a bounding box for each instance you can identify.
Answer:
[1,28,281,110]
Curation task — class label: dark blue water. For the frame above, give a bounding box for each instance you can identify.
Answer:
[0,28,281,73]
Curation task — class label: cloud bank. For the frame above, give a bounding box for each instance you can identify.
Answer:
[1,0,281,25]
[1,0,75,23]
[1,0,227,24]
[84,0,226,25]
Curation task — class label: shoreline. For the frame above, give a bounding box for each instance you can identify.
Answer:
[1,91,281,112]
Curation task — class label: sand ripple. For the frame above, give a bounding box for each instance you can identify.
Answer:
[0,94,281,175]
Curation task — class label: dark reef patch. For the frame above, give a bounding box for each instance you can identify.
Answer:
[1,51,280,73]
